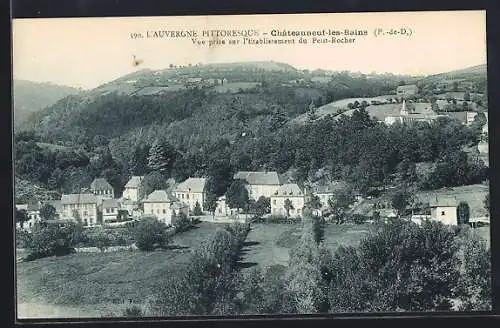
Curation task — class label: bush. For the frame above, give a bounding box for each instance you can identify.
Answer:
[352,214,368,224]
[193,201,203,216]
[454,230,491,311]
[328,220,461,312]
[122,305,143,317]
[265,214,301,224]
[171,212,192,233]
[90,228,113,252]
[133,217,171,251]
[23,221,84,260]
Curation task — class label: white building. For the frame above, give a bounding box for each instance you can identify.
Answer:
[122,176,144,202]
[271,184,305,218]
[102,198,120,223]
[466,111,478,126]
[429,196,457,225]
[385,100,444,126]
[174,177,207,214]
[61,193,100,227]
[142,190,185,226]
[214,195,239,217]
[234,171,281,201]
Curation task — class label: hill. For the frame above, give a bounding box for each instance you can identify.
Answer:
[13,80,81,129]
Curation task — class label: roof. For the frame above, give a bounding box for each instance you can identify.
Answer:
[102,198,119,208]
[90,178,113,191]
[125,176,144,188]
[396,84,418,92]
[174,177,206,193]
[61,194,99,205]
[16,204,28,211]
[444,112,468,124]
[234,171,280,185]
[429,196,457,208]
[273,184,304,197]
[142,190,176,203]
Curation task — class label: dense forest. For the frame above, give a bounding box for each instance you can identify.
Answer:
[14,62,488,203]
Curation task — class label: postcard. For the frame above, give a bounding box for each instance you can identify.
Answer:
[12,10,490,320]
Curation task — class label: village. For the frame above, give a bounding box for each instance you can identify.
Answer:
[15,81,491,235]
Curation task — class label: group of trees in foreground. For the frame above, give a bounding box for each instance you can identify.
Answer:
[116,207,490,316]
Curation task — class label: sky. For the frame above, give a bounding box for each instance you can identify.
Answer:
[12,10,487,90]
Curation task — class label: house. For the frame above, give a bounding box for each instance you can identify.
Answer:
[122,176,144,202]
[174,177,207,214]
[234,171,281,201]
[118,197,135,216]
[26,199,42,221]
[311,181,346,215]
[270,184,305,218]
[15,203,40,231]
[90,178,114,199]
[396,84,419,97]
[142,190,186,226]
[61,193,100,227]
[466,111,478,125]
[214,195,239,217]
[429,196,457,225]
[102,199,120,223]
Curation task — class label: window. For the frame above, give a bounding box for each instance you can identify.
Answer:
[106,208,110,213]
[441,211,445,216]
[157,209,160,214]
[163,209,166,214]
[273,199,276,205]
[182,194,185,199]
[218,208,222,213]
[186,194,190,199]
[151,209,154,214]
[84,211,88,216]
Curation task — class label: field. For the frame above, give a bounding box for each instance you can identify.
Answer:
[292,98,434,124]
[415,183,489,217]
[16,222,225,319]
[214,82,261,93]
[240,223,369,270]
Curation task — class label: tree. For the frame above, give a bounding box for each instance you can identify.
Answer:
[483,194,489,213]
[172,212,192,233]
[305,194,321,210]
[39,203,57,221]
[329,220,460,312]
[193,201,203,216]
[225,179,249,212]
[391,190,411,218]
[328,187,354,224]
[91,227,112,252]
[455,232,491,311]
[204,192,218,218]
[24,221,84,260]
[129,143,151,176]
[133,216,171,251]
[284,199,294,218]
[464,91,471,102]
[141,171,168,200]
[147,139,176,176]
[16,208,29,228]
[285,207,325,313]
[254,196,271,217]
[456,201,470,225]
